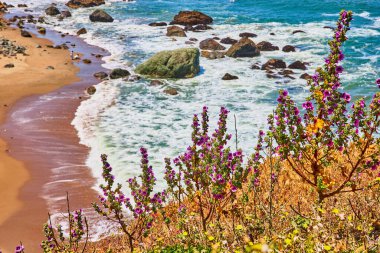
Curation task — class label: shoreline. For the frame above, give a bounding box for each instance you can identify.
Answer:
[0,13,108,252]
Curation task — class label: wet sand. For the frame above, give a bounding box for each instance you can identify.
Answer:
[0,15,108,252]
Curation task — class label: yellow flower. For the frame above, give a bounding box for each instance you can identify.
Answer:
[315,90,323,100]
[332,208,339,214]
[284,238,292,245]
[182,231,188,236]
[236,224,243,230]
[307,118,325,134]
[208,236,215,241]
[324,245,332,251]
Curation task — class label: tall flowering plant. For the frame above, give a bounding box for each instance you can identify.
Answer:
[164,107,250,230]
[266,10,380,203]
[93,149,166,252]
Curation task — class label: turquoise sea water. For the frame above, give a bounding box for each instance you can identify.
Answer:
[14,0,380,197]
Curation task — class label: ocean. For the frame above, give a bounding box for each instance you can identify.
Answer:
[9,0,380,203]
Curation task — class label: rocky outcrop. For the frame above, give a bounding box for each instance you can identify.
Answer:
[149,22,167,27]
[225,37,260,58]
[110,68,130,79]
[89,9,114,22]
[66,0,105,9]
[239,32,257,38]
[77,28,87,35]
[282,45,296,52]
[45,6,61,16]
[170,11,213,26]
[261,59,286,69]
[289,61,307,70]
[222,73,238,80]
[135,48,200,78]
[220,37,237,45]
[199,38,225,50]
[166,26,186,37]
[201,50,225,59]
[256,41,279,51]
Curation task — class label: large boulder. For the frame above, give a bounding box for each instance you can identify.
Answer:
[135,48,200,78]
[89,9,113,22]
[45,6,61,16]
[256,41,279,51]
[170,11,213,26]
[66,0,105,9]
[289,61,307,70]
[166,26,186,37]
[199,38,225,50]
[261,59,286,69]
[110,68,130,79]
[225,37,260,58]
[282,45,296,52]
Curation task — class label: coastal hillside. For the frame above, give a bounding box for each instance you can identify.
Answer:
[0,0,379,252]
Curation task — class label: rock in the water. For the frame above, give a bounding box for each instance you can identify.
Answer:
[278,69,295,75]
[135,48,200,78]
[164,88,178,95]
[87,86,96,95]
[292,30,305,35]
[289,61,307,70]
[110,68,130,79]
[261,59,286,69]
[300,73,312,80]
[82,59,92,64]
[220,37,237,45]
[199,38,225,50]
[189,38,198,42]
[37,27,46,35]
[93,71,108,79]
[4,63,14,68]
[222,73,238,80]
[256,41,279,51]
[166,26,186,37]
[45,6,61,16]
[239,32,257,38]
[66,0,105,9]
[60,10,72,18]
[170,11,213,26]
[89,9,113,22]
[20,30,32,37]
[282,45,296,52]
[266,73,281,79]
[193,24,212,31]
[150,80,164,86]
[127,75,141,82]
[225,37,260,58]
[77,27,87,35]
[201,50,225,59]
[149,22,167,27]
[0,2,8,12]
[250,63,260,70]
[18,4,28,7]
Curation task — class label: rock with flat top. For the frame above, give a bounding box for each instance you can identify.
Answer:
[170,11,213,26]
[166,26,186,37]
[66,0,105,9]
[199,38,225,50]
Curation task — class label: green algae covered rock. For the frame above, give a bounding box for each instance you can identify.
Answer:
[135,48,200,78]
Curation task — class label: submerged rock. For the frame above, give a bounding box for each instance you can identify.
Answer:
[66,0,105,9]
[93,71,108,79]
[239,32,257,38]
[289,61,307,70]
[222,73,238,80]
[261,59,286,69]
[282,45,296,52]
[45,6,61,16]
[170,11,213,26]
[300,73,312,80]
[164,88,179,95]
[201,50,225,59]
[220,37,237,45]
[110,68,130,79]
[89,9,113,22]
[256,41,279,51]
[199,38,225,50]
[150,80,164,86]
[149,22,167,27]
[135,48,200,78]
[166,26,186,37]
[225,37,260,58]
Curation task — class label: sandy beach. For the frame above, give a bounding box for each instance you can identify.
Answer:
[0,15,106,252]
